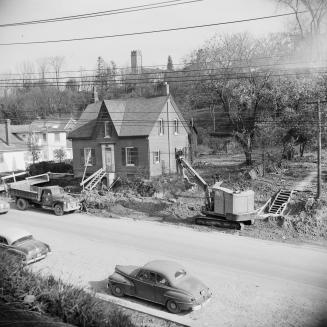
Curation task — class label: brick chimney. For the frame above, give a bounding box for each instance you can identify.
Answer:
[5,119,10,146]
[131,50,142,74]
[93,86,99,103]
[164,82,169,95]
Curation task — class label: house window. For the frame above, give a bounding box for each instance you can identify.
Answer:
[158,118,164,135]
[54,133,60,143]
[174,119,179,134]
[104,121,111,138]
[121,147,138,166]
[0,153,3,163]
[43,133,47,142]
[153,150,160,164]
[80,148,96,166]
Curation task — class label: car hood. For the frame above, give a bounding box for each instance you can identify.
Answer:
[15,239,49,254]
[175,276,208,297]
[115,265,139,277]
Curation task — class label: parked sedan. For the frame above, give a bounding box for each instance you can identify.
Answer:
[0,198,10,214]
[108,260,211,313]
[0,225,51,264]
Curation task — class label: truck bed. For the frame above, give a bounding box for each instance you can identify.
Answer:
[9,182,39,201]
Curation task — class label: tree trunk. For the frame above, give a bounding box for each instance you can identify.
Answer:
[300,143,305,157]
[244,150,252,165]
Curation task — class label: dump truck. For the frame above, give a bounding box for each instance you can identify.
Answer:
[176,151,257,230]
[9,182,80,216]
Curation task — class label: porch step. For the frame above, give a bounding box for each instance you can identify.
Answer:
[267,189,294,215]
[85,168,106,190]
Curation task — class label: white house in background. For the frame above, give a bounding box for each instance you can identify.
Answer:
[0,119,28,174]
[11,117,76,162]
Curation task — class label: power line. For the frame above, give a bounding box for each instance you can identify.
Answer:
[0,54,318,77]
[1,69,327,88]
[1,58,326,82]
[0,11,306,46]
[0,0,203,28]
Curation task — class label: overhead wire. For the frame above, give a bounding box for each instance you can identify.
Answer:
[2,57,327,83]
[0,0,203,28]
[0,11,306,46]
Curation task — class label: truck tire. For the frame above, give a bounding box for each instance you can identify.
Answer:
[53,204,64,216]
[16,198,29,211]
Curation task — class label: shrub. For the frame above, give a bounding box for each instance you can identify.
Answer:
[28,161,73,175]
[0,253,135,327]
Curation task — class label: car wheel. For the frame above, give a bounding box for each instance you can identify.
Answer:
[16,198,29,211]
[166,300,181,314]
[53,204,64,216]
[110,284,124,297]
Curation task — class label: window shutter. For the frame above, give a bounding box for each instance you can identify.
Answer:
[121,148,126,166]
[158,150,160,162]
[91,148,96,165]
[80,149,84,166]
[133,147,138,166]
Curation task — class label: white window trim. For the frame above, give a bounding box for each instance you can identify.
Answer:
[174,119,179,135]
[104,121,111,138]
[154,150,160,164]
[159,118,164,135]
[125,147,135,166]
[84,148,93,166]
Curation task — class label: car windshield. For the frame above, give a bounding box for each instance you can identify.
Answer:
[12,235,33,245]
[175,269,186,280]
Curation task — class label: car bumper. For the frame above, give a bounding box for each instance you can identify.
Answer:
[178,293,212,312]
[0,206,10,213]
[191,296,211,311]
[25,251,51,265]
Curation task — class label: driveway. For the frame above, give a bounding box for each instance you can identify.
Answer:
[1,208,327,327]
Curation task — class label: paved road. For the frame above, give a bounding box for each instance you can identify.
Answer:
[1,208,327,327]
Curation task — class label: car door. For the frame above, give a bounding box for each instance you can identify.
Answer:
[154,273,172,305]
[0,236,23,259]
[133,269,157,302]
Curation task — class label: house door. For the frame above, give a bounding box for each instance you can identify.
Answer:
[101,144,115,173]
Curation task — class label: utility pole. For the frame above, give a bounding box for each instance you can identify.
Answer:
[307,99,326,199]
[317,100,322,199]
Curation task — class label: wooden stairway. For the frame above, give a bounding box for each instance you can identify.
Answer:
[84,168,106,190]
[268,189,293,215]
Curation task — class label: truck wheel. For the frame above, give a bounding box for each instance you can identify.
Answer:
[54,204,64,216]
[16,198,28,211]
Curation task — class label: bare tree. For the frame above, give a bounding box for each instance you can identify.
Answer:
[37,57,49,82]
[276,0,327,37]
[49,56,65,89]
[18,61,35,89]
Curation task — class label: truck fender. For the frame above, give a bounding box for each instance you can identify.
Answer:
[108,272,135,295]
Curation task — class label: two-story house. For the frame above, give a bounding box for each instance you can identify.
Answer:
[11,117,76,162]
[68,86,194,184]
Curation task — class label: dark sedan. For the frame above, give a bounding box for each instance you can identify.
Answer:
[108,260,211,313]
[0,225,51,264]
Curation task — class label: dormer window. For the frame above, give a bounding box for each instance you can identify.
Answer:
[159,118,164,135]
[104,121,111,138]
[174,119,179,134]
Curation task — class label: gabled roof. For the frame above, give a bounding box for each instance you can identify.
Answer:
[105,96,168,137]
[69,96,188,139]
[0,124,28,152]
[30,118,76,132]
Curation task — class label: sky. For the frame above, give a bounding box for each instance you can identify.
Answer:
[0,0,291,75]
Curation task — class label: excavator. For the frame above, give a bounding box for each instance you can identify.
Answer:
[176,151,258,230]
